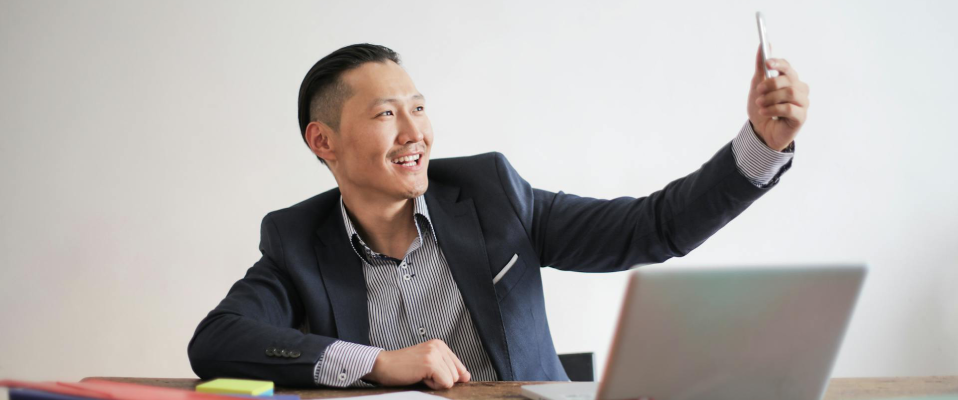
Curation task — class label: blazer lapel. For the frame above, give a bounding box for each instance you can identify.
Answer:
[426,181,515,381]
[314,198,370,346]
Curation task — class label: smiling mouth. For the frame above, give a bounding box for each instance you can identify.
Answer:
[391,153,422,167]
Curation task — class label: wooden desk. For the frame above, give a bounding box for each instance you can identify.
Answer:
[83,377,958,399]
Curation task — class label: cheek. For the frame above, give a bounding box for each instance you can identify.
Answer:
[423,126,435,145]
[344,129,390,162]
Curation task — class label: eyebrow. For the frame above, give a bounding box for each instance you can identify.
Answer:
[367,93,425,110]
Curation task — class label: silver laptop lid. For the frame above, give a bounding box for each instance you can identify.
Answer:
[596,265,866,400]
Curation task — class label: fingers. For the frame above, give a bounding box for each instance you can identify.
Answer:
[756,58,803,95]
[758,102,806,123]
[422,339,466,389]
[425,350,455,389]
[439,348,460,383]
[755,84,810,108]
[437,341,470,384]
[447,346,470,382]
[757,73,792,95]
[766,58,799,80]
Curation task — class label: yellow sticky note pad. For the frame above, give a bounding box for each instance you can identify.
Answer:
[196,378,274,396]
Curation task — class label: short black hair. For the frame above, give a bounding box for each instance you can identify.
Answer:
[297,43,401,164]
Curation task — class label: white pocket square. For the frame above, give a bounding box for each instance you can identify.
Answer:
[493,253,519,284]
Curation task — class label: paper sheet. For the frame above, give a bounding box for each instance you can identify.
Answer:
[328,391,449,400]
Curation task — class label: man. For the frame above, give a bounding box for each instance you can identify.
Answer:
[187,43,809,389]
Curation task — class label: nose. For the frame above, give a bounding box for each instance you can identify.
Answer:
[397,112,424,145]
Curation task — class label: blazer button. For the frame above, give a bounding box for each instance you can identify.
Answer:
[290,350,301,358]
[265,348,274,357]
[280,349,289,357]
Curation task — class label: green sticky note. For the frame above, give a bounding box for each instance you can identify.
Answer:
[196,378,274,396]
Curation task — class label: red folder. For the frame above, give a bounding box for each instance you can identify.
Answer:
[0,379,238,400]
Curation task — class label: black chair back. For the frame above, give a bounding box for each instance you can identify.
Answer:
[558,352,594,381]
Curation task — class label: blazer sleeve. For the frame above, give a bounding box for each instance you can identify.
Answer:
[494,142,789,273]
[187,213,337,387]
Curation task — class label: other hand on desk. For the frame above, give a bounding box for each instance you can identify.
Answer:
[363,339,471,389]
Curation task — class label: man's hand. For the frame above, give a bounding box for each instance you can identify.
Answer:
[363,339,471,389]
[747,46,810,151]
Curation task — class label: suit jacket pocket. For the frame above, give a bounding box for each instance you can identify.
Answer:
[493,253,527,301]
[493,253,519,284]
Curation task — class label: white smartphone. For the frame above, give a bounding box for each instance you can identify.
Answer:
[756,12,778,79]
[756,11,779,120]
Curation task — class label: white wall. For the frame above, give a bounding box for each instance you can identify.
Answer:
[1,0,955,382]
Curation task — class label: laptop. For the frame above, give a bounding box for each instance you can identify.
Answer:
[522,264,867,400]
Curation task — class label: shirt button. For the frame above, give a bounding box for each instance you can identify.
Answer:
[338,372,347,381]
[403,274,411,281]
[418,327,426,336]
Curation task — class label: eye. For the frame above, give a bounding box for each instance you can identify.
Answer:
[378,110,394,117]
[415,106,425,112]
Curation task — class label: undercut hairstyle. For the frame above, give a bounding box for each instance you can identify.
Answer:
[297,43,402,165]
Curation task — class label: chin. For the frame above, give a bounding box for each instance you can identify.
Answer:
[402,179,429,199]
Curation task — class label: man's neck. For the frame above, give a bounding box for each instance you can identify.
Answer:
[341,189,419,260]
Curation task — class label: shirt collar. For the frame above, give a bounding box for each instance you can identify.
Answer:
[339,195,437,263]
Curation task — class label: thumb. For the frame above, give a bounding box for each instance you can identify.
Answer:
[752,45,765,85]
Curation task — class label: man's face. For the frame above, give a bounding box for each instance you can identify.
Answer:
[331,61,433,201]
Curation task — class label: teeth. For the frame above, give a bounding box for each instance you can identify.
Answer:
[392,154,421,164]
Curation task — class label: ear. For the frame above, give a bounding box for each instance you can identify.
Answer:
[305,121,337,162]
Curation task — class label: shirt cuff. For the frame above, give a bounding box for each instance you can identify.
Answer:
[313,340,383,388]
[731,120,795,187]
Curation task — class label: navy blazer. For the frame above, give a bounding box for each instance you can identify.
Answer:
[188,143,783,387]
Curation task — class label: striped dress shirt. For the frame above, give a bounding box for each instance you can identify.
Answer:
[314,196,498,386]
[314,120,793,386]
